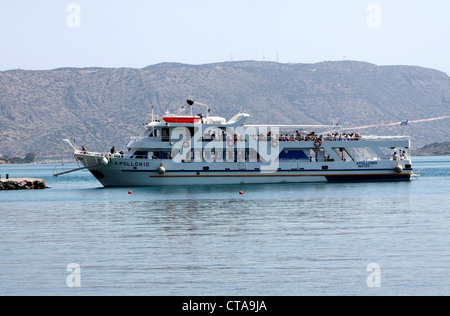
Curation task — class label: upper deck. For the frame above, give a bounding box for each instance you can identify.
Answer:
[126,111,411,164]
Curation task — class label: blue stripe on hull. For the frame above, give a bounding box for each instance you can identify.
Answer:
[325,173,411,183]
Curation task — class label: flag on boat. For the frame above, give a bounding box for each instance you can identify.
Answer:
[400,120,409,126]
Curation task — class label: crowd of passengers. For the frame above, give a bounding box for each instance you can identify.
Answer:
[241,131,363,142]
[281,131,362,142]
[393,151,408,161]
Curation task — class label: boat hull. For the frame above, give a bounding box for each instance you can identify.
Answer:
[77,156,412,187]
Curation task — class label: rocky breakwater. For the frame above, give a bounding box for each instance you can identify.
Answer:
[0,178,48,190]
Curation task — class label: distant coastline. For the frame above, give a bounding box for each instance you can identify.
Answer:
[0,153,36,165]
[412,142,450,156]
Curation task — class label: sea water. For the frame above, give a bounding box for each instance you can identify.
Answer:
[0,156,449,296]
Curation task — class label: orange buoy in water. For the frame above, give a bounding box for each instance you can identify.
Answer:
[128,191,133,195]
[239,191,244,195]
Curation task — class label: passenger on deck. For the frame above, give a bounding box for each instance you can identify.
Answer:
[259,133,266,141]
[334,133,339,141]
[401,151,407,160]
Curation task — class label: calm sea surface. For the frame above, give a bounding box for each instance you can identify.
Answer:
[1,156,450,296]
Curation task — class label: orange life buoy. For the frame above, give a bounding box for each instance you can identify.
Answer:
[314,140,322,148]
[227,140,235,148]
[183,140,191,149]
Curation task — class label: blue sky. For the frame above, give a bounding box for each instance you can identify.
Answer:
[1,0,449,74]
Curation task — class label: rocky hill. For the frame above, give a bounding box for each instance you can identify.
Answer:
[1,61,450,157]
[412,142,450,156]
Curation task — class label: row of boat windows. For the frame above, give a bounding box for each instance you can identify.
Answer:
[130,147,409,162]
[131,150,309,161]
[130,149,378,162]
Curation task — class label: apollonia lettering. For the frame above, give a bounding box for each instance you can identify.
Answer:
[114,161,150,167]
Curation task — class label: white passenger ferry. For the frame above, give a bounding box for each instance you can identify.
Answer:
[59,100,413,187]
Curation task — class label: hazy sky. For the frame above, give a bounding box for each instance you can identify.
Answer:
[1,0,449,74]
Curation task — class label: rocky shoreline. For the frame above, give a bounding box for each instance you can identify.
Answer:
[0,178,48,190]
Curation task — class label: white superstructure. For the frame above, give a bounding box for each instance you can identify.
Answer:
[65,100,413,187]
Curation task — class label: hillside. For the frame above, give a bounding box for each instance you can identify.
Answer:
[1,60,450,157]
[412,142,450,156]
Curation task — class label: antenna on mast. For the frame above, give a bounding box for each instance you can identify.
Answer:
[187,99,210,120]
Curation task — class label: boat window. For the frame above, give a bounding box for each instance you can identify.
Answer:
[194,151,202,162]
[189,127,196,139]
[345,147,380,162]
[279,150,309,160]
[309,148,332,162]
[377,146,410,161]
[132,151,148,159]
[162,128,170,142]
[248,149,258,163]
[150,129,160,138]
[333,148,354,162]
